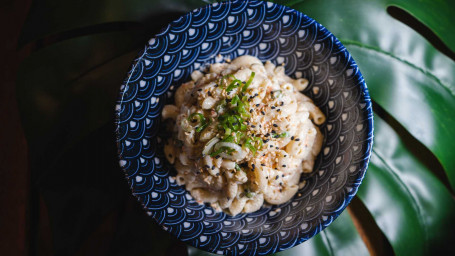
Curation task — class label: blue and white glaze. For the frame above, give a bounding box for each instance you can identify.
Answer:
[116,1,373,255]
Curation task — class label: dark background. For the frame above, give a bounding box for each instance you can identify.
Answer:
[2,0,454,255]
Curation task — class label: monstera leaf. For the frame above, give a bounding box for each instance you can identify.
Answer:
[16,0,455,255]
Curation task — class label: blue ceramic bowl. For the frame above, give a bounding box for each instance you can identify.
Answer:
[116,1,373,255]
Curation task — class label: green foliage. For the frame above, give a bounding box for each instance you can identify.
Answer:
[17,0,455,255]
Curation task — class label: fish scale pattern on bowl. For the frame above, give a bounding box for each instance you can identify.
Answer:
[116,0,373,255]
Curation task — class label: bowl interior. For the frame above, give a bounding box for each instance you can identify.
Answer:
[116,1,373,255]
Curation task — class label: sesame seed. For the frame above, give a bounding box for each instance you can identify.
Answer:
[261,163,265,166]
[251,125,256,128]
[263,139,269,143]
[295,138,300,141]
[252,164,256,169]
[280,102,284,106]
[271,130,276,133]
[212,166,215,170]
[275,175,279,180]
[204,165,210,169]
[250,109,253,113]
[277,109,281,112]
[271,106,276,109]
[259,124,262,128]
[265,133,270,137]
[275,147,279,150]
[291,136,295,140]
[198,89,202,91]
[208,91,212,96]
[279,182,283,186]
[215,155,221,159]
[282,165,287,167]
[261,111,265,115]
[273,124,278,127]
[256,104,260,107]
[270,145,273,148]
[266,176,269,179]
[281,174,284,177]
[280,189,283,192]
[216,173,220,176]
[284,155,287,157]
[214,84,219,87]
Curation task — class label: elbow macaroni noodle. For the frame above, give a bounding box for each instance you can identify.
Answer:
[162,56,325,216]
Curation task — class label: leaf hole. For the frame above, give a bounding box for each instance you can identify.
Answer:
[387,6,455,61]
[348,197,395,256]
[372,100,453,194]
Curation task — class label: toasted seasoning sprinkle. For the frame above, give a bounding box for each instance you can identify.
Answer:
[295,138,301,141]
[291,136,295,140]
[282,165,287,167]
[275,175,279,180]
[198,88,202,91]
[261,163,265,166]
[250,109,253,113]
[276,109,281,112]
[271,106,276,109]
[280,102,284,106]
[261,111,265,115]
[256,104,260,107]
[273,124,278,127]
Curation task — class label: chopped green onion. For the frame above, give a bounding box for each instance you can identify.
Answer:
[235,163,242,172]
[245,189,255,198]
[242,72,255,92]
[273,132,289,138]
[244,138,257,154]
[272,90,282,99]
[188,113,205,122]
[215,100,226,113]
[222,135,235,143]
[226,79,242,92]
